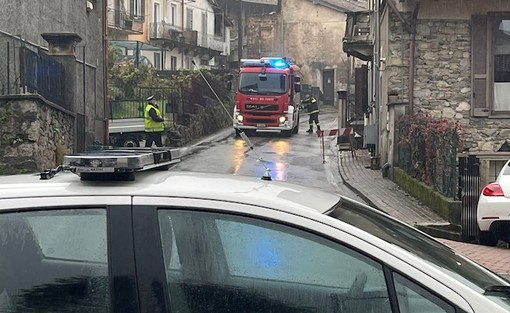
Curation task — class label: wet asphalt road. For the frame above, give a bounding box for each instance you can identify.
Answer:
[170,107,362,200]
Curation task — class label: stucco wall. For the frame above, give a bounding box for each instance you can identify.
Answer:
[245,0,350,98]
[284,0,349,93]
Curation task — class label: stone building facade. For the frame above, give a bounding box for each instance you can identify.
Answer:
[378,1,510,170]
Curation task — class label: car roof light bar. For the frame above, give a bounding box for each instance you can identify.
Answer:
[61,147,181,181]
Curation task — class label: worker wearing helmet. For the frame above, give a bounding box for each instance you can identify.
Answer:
[144,95,165,147]
[302,94,320,133]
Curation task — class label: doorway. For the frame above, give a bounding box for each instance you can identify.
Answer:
[322,69,334,105]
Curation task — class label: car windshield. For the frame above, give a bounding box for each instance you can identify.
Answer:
[330,196,510,309]
[238,73,287,95]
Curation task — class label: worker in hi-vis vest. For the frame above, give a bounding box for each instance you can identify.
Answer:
[144,95,165,147]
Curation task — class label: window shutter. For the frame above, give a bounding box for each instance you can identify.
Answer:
[141,0,145,22]
[471,15,489,117]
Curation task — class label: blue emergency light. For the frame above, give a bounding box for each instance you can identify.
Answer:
[241,57,291,69]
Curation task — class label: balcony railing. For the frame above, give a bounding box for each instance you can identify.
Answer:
[107,8,142,33]
[149,22,225,53]
[197,33,225,52]
[343,11,374,61]
[150,22,182,40]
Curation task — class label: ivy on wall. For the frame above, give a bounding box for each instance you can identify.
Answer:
[397,112,463,198]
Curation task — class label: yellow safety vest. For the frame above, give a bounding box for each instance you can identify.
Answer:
[144,104,164,132]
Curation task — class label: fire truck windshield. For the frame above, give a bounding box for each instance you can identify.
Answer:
[238,73,287,95]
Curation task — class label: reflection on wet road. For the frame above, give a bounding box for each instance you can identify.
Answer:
[171,109,361,199]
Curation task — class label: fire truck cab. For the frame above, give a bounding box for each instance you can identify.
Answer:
[233,57,301,137]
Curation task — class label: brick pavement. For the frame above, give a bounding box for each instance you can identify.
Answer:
[337,148,510,278]
[338,149,446,226]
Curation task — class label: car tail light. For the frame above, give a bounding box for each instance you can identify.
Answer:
[482,183,505,197]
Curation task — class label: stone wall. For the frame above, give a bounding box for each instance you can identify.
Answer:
[0,96,74,175]
[412,19,471,124]
[388,12,510,153]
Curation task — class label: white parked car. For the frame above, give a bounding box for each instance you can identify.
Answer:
[477,159,510,246]
[0,148,510,312]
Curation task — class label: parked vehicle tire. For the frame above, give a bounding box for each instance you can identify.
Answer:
[292,118,299,134]
[235,129,242,138]
[478,228,498,246]
[118,135,140,147]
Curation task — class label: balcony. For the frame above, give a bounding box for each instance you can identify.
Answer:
[342,11,374,61]
[182,30,198,45]
[107,8,143,34]
[149,22,226,59]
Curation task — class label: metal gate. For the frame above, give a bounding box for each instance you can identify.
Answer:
[458,155,481,242]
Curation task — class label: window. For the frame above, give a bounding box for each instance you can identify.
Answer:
[493,19,510,112]
[158,210,391,313]
[186,8,193,30]
[0,209,109,312]
[134,0,143,18]
[393,273,456,313]
[238,73,287,94]
[214,9,223,36]
[154,52,161,70]
[201,12,207,46]
[472,14,510,116]
[185,56,192,69]
[170,56,177,70]
[171,4,176,26]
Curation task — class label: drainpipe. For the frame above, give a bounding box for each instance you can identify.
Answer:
[374,0,380,157]
[182,0,185,68]
[409,0,420,115]
[237,1,243,62]
[409,31,416,115]
[386,0,418,115]
[103,0,110,144]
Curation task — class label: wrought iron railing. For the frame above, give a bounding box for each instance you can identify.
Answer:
[396,113,461,198]
[0,32,65,107]
[149,22,225,52]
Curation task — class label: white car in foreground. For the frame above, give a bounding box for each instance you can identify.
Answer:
[477,159,510,246]
[0,148,510,312]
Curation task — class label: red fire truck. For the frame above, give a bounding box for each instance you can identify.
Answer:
[233,57,301,137]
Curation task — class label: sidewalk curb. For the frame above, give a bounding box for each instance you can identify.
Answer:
[336,150,463,241]
[336,150,381,210]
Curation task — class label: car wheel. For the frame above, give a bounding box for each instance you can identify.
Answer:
[119,135,140,147]
[478,229,498,246]
[292,118,299,134]
[235,129,242,138]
